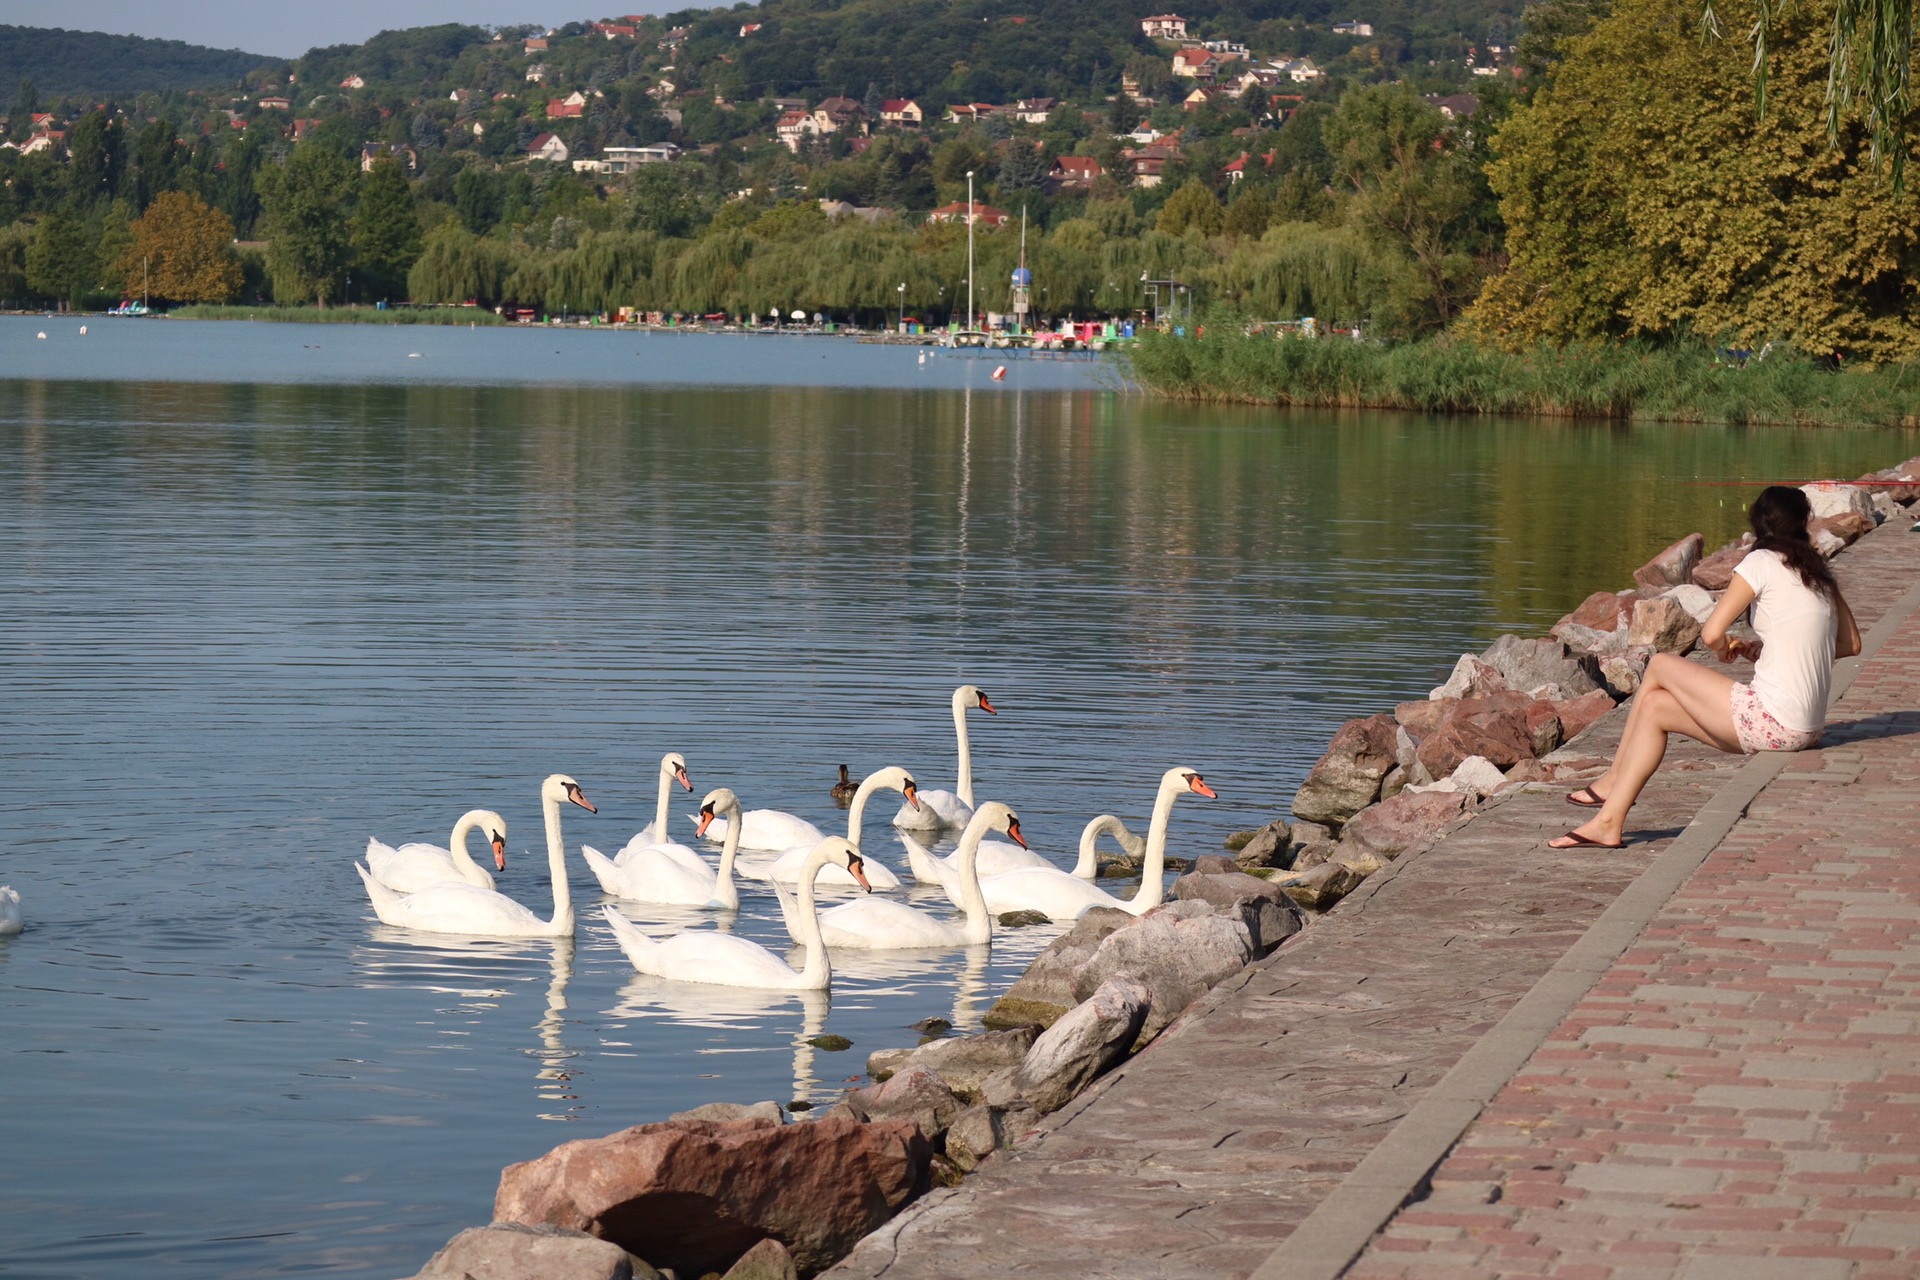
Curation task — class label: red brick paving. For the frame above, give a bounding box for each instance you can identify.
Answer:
[1351,530,1920,1279]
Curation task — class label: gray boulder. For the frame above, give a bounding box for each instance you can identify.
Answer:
[1448,755,1507,799]
[1429,653,1510,700]
[1598,645,1655,698]
[1626,595,1702,654]
[722,1238,798,1280]
[1340,790,1470,863]
[670,1100,785,1125]
[865,1027,1038,1098]
[1170,868,1306,955]
[1659,583,1717,624]
[1275,859,1366,911]
[1231,819,1292,870]
[1479,634,1599,698]
[1291,714,1400,827]
[998,975,1151,1114]
[836,1067,963,1141]
[983,908,1132,1029]
[1068,902,1255,1041]
[410,1222,655,1280]
[1803,482,1874,520]
[944,1102,1037,1172]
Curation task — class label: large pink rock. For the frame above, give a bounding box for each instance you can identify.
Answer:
[1626,595,1702,654]
[1414,696,1536,777]
[1551,689,1616,742]
[1553,590,1633,638]
[494,1117,931,1279]
[1632,533,1704,591]
[1394,699,1448,738]
[1809,511,1873,547]
[1342,790,1470,863]
[1291,714,1399,827]
[1523,700,1563,756]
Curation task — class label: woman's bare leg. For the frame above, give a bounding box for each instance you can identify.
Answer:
[1554,655,1741,847]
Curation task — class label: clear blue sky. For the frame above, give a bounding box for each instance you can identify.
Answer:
[0,1,692,59]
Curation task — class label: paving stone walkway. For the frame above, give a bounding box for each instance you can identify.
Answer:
[827,515,1918,1280]
[1346,527,1920,1279]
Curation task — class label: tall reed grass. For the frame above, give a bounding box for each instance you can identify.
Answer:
[169,305,505,326]
[1128,326,1920,426]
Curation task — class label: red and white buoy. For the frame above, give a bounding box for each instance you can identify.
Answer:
[991,365,1007,381]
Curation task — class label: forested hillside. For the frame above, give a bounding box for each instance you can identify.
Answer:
[0,25,280,96]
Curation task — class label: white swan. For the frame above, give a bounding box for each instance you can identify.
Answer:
[918,767,1215,921]
[602,837,873,990]
[365,809,508,893]
[610,752,698,873]
[0,886,20,937]
[741,766,917,889]
[582,787,743,909]
[355,774,596,937]
[893,685,996,831]
[1067,813,1149,879]
[777,803,1022,949]
[694,801,826,852]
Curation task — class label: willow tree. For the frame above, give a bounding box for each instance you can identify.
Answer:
[1472,0,1920,358]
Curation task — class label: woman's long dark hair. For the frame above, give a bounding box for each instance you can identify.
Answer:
[1749,485,1840,602]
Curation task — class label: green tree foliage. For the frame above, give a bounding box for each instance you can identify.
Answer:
[1222,185,1273,240]
[0,26,278,96]
[66,109,123,204]
[25,205,94,304]
[354,156,423,301]
[1472,0,1920,358]
[260,143,356,305]
[454,166,503,235]
[1156,179,1225,237]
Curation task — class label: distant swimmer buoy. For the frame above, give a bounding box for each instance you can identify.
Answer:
[36,331,46,339]
[78,325,87,335]
[991,366,1007,381]
[918,351,926,365]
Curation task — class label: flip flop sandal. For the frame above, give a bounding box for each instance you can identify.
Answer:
[1549,830,1623,850]
[1566,787,1606,808]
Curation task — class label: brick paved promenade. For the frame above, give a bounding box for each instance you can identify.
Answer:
[1346,524,1920,1279]
[832,513,1918,1280]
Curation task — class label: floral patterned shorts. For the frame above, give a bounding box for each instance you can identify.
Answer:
[1729,682,1821,755]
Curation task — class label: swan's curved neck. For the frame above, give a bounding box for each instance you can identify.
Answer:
[845,773,898,848]
[543,792,573,932]
[951,817,994,944]
[793,857,831,987]
[712,804,741,902]
[952,690,975,807]
[653,765,673,839]
[449,813,485,876]
[1129,777,1184,911]
[1071,814,1133,878]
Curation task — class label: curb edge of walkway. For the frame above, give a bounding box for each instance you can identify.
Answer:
[1248,521,1920,1280]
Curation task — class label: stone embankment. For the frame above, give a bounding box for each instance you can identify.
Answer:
[397,460,1919,1280]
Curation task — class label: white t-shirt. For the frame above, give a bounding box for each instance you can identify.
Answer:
[1733,549,1837,732]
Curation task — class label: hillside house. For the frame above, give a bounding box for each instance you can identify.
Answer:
[944,102,1001,124]
[547,98,584,119]
[1172,48,1222,79]
[776,109,820,150]
[340,74,365,89]
[448,88,472,104]
[1045,155,1102,193]
[1333,20,1374,35]
[292,118,322,139]
[1182,86,1228,111]
[880,98,923,127]
[1200,39,1250,55]
[1273,57,1324,82]
[526,64,549,82]
[1141,14,1188,39]
[927,201,1010,228]
[658,26,689,48]
[360,142,417,172]
[1013,97,1055,124]
[1125,142,1178,188]
[256,95,290,110]
[1424,92,1479,118]
[738,22,762,36]
[591,22,635,39]
[527,132,570,163]
[601,143,682,171]
[813,96,866,134]
[1123,120,1162,144]
[524,36,547,53]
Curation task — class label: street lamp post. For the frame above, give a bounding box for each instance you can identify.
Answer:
[897,282,906,332]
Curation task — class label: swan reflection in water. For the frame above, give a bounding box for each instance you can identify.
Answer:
[825,943,993,1034]
[606,978,831,1107]
[353,929,584,1121]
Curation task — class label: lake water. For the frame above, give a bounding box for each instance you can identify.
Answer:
[2,316,1912,1280]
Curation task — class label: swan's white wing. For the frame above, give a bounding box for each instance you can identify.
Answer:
[894,790,971,831]
[816,896,965,949]
[763,843,901,889]
[697,810,826,852]
[972,839,1053,877]
[583,845,714,905]
[0,885,20,937]
[358,865,548,936]
[613,835,707,875]
[603,906,803,988]
[976,866,1120,921]
[367,838,493,893]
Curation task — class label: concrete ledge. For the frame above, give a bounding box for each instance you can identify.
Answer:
[1249,519,1920,1280]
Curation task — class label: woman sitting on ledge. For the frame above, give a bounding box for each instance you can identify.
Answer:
[1551,485,1861,850]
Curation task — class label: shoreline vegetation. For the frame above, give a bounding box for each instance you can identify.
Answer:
[167,303,506,325]
[1128,327,1920,427]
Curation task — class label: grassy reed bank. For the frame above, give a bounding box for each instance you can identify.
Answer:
[169,305,505,326]
[1128,327,1920,426]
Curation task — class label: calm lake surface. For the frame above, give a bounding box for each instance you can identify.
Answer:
[2,316,1912,1279]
